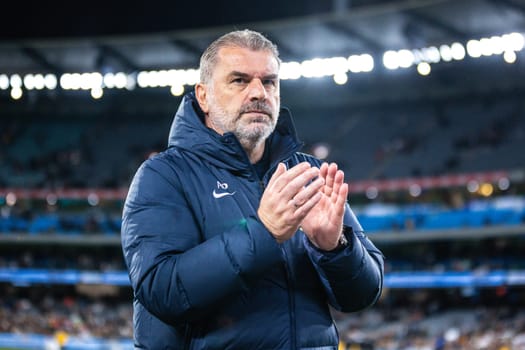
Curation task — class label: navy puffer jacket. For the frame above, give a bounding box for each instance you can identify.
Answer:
[121,92,384,349]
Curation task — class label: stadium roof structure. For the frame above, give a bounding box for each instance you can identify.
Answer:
[1,0,524,114]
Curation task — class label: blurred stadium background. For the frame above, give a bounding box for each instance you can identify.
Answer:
[1,0,525,349]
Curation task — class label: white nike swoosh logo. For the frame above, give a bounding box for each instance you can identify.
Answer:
[212,190,236,199]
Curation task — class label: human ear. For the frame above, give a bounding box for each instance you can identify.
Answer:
[195,83,209,114]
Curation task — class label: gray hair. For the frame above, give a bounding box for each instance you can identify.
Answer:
[199,29,280,83]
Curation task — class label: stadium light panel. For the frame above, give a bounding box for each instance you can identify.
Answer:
[103,73,116,88]
[450,43,466,61]
[125,74,136,90]
[91,87,103,99]
[333,72,348,85]
[10,74,22,88]
[466,39,482,58]
[2,31,522,96]
[33,74,45,90]
[10,87,22,100]
[23,74,35,90]
[383,50,399,70]
[348,54,374,73]
[417,62,431,76]
[397,49,415,68]
[0,74,8,89]
[280,61,301,80]
[114,72,128,89]
[505,32,525,51]
[301,58,326,78]
[184,69,200,85]
[44,74,57,90]
[504,50,517,64]
[170,84,184,96]
[439,45,453,62]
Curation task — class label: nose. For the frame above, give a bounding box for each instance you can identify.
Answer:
[247,79,267,101]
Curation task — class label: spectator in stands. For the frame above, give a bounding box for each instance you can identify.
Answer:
[121,29,384,350]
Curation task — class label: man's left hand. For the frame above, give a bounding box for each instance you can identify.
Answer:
[301,162,349,251]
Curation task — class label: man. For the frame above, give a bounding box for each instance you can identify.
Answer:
[121,29,384,350]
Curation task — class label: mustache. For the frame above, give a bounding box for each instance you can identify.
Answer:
[239,101,274,117]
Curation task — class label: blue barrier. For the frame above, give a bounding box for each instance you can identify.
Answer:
[0,333,133,350]
[1,268,525,288]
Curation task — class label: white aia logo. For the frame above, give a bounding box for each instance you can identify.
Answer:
[212,181,236,199]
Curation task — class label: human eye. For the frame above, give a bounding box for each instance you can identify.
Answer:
[230,76,248,85]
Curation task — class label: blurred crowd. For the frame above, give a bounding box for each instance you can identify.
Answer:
[1,284,525,350]
[0,284,132,340]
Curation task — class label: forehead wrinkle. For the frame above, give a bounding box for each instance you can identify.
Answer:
[216,47,279,74]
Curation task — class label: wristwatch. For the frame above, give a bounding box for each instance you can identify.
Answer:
[330,227,350,252]
[338,232,349,247]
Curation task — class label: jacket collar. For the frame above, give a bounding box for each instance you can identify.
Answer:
[167,92,303,175]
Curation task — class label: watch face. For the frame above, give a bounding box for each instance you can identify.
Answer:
[339,234,348,246]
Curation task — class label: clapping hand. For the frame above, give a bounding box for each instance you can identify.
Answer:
[300,162,348,251]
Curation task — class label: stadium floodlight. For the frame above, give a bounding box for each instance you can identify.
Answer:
[114,72,128,89]
[170,84,184,96]
[439,45,453,62]
[422,46,441,63]
[333,72,348,85]
[504,50,517,64]
[33,74,45,90]
[300,57,348,78]
[125,74,136,90]
[184,69,200,85]
[503,32,525,51]
[91,87,103,99]
[0,74,9,89]
[2,31,522,95]
[417,62,431,76]
[23,74,35,90]
[398,49,415,68]
[450,43,466,60]
[348,54,374,73]
[10,87,22,100]
[23,73,46,91]
[103,73,116,88]
[466,39,482,58]
[301,58,326,78]
[383,50,400,70]
[136,71,150,88]
[480,37,494,56]
[10,74,22,88]
[280,61,302,80]
[44,74,57,90]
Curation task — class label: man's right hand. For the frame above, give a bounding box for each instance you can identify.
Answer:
[257,162,325,243]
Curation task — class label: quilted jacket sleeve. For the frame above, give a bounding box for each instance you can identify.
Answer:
[121,156,283,325]
[303,204,384,312]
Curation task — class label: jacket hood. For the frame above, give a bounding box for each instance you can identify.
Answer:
[167,92,303,175]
